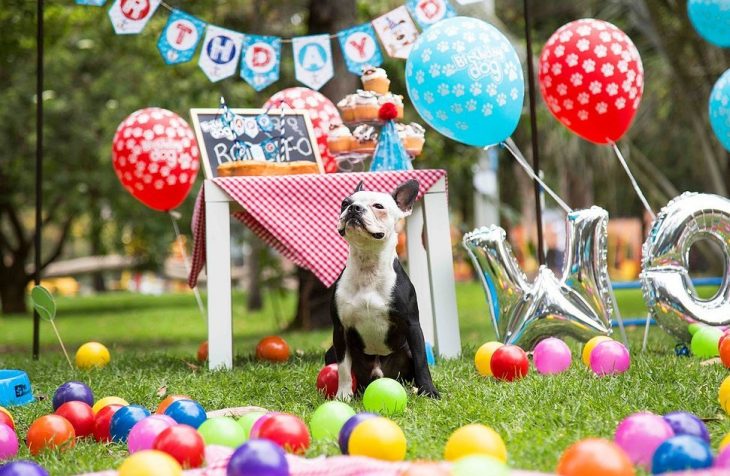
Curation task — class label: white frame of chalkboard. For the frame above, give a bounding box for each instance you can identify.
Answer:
[190,108,324,179]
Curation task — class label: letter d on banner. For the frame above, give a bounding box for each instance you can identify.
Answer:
[240,35,281,91]
[292,34,334,90]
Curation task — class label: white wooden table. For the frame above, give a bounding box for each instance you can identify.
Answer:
[204,177,461,369]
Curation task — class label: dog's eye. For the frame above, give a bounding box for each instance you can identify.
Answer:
[373,203,385,210]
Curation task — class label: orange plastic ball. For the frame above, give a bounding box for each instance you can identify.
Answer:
[720,337,730,369]
[557,438,634,476]
[197,341,208,362]
[156,395,191,415]
[256,336,290,362]
[27,414,76,455]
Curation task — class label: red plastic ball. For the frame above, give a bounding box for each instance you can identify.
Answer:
[197,341,208,362]
[490,345,529,382]
[316,364,356,399]
[93,404,124,442]
[378,102,398,121]
[153,424,205,468]
[721,336,730,369]
[256,336,290,362]
[27,415,76,455]
[720,330,730,349]
[250,413,310,454]
[55,401,95,438]
[0,411,14,431]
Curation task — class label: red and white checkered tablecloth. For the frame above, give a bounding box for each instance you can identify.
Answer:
[188,170,448,289]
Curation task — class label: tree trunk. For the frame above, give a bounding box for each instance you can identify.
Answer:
[246,237,263,311]
[0,275,29,314]
[89,199,107,293]
[291,267,332,330]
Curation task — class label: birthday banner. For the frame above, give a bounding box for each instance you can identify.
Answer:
[77,0,458,91]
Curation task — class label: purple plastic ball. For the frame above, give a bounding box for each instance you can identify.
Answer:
[52,381,94,410]
[338,413,378,454]
[533,338,572,374]
[0,424,18,460]
[0,461,49,476]
[590,340,630,376]
[226,439,288,476]
[716,445,730,468]
[614,412,674,469]
[663,411,710,443]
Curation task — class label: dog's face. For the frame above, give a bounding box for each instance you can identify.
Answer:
[338,180,419,247]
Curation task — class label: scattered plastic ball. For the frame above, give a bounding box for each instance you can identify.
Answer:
[720,329,730,349]
[93,404,124,442]
[719,376,730,414]
[118,449,182,476]
[348,416,406,461]
[55,401,95,438]
[533,337,572,375]
[255,336,290,362]
[690,326,723,358]
[557,438,634,476]
[75,341,111,369]
[92,396,128,415]
[720,432,730,451]
[197,417,247,448]
[663,411,710,443]
[338,413,377,455]
[652,435,713,473]
[362,378,407,415]
[153,424,205,469]
[581,336,611,366]
[490,345,529,381]
[474,341,503,377]
[720,335,730,368]
[164,400,207,429]
[451,455,509,476]
[237,411,266,440]
[227,439,289,476]
[0,411,13,432]
[249,412,278,438]
[127,415,176,453]
[156,395,190,415]
[0,424,18,460]
[197,341,208,362]
[589,341,630,376]
[444,424,507,462]
[309,401,356,441]
[111,405,151,443]
[315,364,356,399]
[26,415,76,456]
[52,381,94,410]
[614,411,674,469]
[250,413,310,454]
[0,461,49,476]
[716,445,730,469]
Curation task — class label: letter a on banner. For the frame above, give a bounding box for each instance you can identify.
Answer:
[108,0,161,35]
[406,0,456,29]
[292,34,334,91]
[372,6,420,59]
[198,25,244,82]
[240,35,281,91]
[157,10,206,65]
[337,24,383,75]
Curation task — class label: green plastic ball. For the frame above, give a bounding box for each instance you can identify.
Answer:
[451,455,510,476]
[309,401,356,440]
[197,416,247,448]
[362,378,407,416]
[237,411,266,440]
[691,326,723,358]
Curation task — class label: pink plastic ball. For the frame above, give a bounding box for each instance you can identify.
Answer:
[533,337,572,375]
[716,445,730,469]
[615,412,675,469]
[0,423,18,460]
[590,340,630,376]
[127,415,176,453]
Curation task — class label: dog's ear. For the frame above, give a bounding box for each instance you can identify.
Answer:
[353,180,364,194]
[392,180,419,216]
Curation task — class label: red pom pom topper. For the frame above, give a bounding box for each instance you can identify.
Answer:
[378,102,398,121]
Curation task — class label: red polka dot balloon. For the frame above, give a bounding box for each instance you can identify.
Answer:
[263,87,341,173]
[538,19,644,145]
[112,108,200,212]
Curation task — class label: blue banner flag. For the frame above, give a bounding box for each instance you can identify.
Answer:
[337,24,383,75]
[240,35,281,91]
[157,10,206,65]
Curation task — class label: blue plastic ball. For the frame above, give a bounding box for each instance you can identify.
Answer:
[164,400,207,429]
[338,413,377,455]
[651,435,713,474]
[110,405,150,443]
[663,411,710,443]
[0,460,50,476]
[227,439,288,476]
[52,381,94,410]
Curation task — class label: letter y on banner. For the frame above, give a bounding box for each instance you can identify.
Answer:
[337,24,383,75]
[292,34,334,90]
[108,0,161,34]
[157,10,206,65]
[198,25,244,82]
[240,35,282,91]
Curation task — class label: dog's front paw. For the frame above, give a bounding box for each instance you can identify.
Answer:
[417,385,440,399]
[336,387,354,401]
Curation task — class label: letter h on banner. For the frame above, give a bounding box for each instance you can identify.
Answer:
[198,25,244,82]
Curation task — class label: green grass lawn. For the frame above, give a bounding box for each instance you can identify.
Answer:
[1,283,728,475]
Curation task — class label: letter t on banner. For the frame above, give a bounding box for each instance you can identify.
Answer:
[240,35,282,91]
[292,34,334,90]
[157,10,206,65]
[337,23,383,75]
[108,0,161,34]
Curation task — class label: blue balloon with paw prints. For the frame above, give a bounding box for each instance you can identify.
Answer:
[710,68,730,153]
[687,0,730,48]
[405,16,524,148]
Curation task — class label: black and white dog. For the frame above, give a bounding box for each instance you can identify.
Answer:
[325,179,439,399]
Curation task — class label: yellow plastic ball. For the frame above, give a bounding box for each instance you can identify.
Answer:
[0,407,13,426]
[474,342,503,377]
[76,341,111,369]
[92,396,129,415]
[444,424,507,463]
[720,433,730,451]
[348,417,407,461]
[719,376,730,414]
[581,336,612,366]
[118,450,182,476]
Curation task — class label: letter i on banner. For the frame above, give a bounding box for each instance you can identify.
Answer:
[108,0,161,34]
[372,6,420,59]
[198,25,244,82]
[292,34,334,90]
[240,35,281,91]
[157,10,206,65]
[406,0,456,29]
[337,24,383,75]
[76,0,106,5]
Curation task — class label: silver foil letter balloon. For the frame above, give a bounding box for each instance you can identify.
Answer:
[462,207,614,349]
[641,192,730,343]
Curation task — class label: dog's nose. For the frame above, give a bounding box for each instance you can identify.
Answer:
[350,204,364,214]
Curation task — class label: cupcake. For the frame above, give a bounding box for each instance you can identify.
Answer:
[352,125,378,154]
[402,123,425,156]
[361,66,390,94]
[379,94,404,120]
[327,123,353,154]
[353,90,379,122]
[337,95,355,122]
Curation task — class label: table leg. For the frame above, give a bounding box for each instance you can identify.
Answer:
[406,201,435,347]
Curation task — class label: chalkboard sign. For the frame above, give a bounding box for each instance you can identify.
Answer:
[190,108,324,178]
